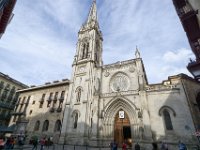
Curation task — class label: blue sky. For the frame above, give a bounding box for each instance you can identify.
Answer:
[0,0,194,86]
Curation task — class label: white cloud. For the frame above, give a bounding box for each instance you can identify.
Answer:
[163,48,194,63]
[0,0,195,85]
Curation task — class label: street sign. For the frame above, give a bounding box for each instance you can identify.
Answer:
[119,111,124,119]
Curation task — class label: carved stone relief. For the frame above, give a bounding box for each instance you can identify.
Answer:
[104,71,110,77]
[110,73,130,92]
[129,66,135,73]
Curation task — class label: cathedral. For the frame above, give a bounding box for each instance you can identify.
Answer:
[10,1,200,149]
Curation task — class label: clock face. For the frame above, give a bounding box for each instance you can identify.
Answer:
[119,111,124,119]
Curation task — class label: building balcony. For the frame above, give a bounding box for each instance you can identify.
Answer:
[187,59,200,81]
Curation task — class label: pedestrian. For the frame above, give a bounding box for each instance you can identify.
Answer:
[40,138,45,150]
[112,140,117,150]
[161,142,168,150]
[152,142,158,150]
[0,137,5,150]
[5,137,11,150]
[10,137,15,149]
[135,142,140,150]
[122,142,127,150]
[178,141,187,150]
[109,141,113,150]
[32,137,38,150]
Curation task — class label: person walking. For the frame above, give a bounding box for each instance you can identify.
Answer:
[152,142,158,150]
[40,138,45,150]
[178,141,187,150]
[32,137,38,150]
[135,142,140,150]
[161,142,168,150]
[122,142,127,150]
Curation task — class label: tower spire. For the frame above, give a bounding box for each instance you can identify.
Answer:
[86,0,98,25]
[80,0,100,31]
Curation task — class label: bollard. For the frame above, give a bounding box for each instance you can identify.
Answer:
[74,145,75,150]
[86,145,88,150]
[63,143,64,150]
[53,144,55,150]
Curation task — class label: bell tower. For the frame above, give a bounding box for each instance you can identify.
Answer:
[73,0,103,67]
[60,0,103,145]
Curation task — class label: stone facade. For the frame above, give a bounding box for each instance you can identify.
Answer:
[0,72,27,133]
[58,1,200,149]
[9,1,200,149]
[9,79,69,143]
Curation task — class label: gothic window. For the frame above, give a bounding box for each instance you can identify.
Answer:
[76,88,81,102]
[74,112,78,129]
[81,42,89,59]
[34,121,40,131]
[91,118,93,128]
[196,92,200,111]
[163,109,173,130]
[42,120,49,132]
[86,43,89,58]
[54,120,61,132]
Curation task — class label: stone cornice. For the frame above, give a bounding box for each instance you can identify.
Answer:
[103,59,138,70]
[100,90,139,98]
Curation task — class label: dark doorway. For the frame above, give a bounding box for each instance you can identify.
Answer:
[123,126,131,140]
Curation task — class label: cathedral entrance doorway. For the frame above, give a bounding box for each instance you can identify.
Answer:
[114,110,132,147]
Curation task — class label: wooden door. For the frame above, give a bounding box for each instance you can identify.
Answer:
[114,110,131,147]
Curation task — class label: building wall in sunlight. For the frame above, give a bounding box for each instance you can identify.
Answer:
[9,79,69,143]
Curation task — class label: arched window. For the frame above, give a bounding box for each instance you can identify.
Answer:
[34,121,40,131]
[76,88,81,102]
[163,109,173,130]
[196,92,200,111]
[42,120,49,132]
[81,42,89,59]
[54,120,61,132]
[74,112,78,129]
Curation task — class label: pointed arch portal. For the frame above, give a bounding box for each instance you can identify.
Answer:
[103,97,138,147]
[114,110,132,147]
